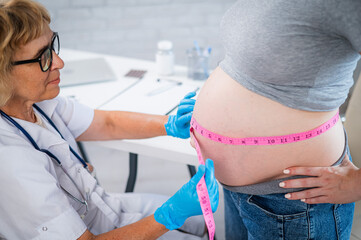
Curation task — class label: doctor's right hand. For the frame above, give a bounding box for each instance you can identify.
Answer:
[165,91,196,139]
[154,159,219,230]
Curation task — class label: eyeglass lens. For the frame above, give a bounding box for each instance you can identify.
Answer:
[53,34,60,55]
[41,34,59,71]
[41,49,51,71]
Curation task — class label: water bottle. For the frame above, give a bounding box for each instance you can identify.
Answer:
[156,40,174,76]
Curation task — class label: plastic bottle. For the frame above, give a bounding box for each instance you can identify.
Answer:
[155,40,174,76]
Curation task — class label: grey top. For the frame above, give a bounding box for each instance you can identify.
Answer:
[219,0,361,111]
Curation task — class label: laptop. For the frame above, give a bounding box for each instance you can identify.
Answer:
[60,57,117,87]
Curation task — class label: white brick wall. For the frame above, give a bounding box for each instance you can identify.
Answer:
[37,0,237,69]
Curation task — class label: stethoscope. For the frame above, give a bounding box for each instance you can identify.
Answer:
[0,104,89,219]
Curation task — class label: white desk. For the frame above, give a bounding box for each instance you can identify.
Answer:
[60,49,149,109]
[60,49,204,190]
[91,135,198,166]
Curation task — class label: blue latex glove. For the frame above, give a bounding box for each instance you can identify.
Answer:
[165,91,196,139]
[154,159,219,230]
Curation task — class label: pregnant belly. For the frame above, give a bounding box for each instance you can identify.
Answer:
[192,67,345,186]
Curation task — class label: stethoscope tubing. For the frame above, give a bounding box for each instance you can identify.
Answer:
[0,104,90,217]
[0,104,88,169]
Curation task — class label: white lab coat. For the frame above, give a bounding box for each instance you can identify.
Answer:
[0,96,205,240]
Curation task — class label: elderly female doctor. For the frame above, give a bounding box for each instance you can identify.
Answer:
[0,0,218,239]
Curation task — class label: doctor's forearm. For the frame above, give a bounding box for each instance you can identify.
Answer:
[77,110,168,141]
[78,215,168,240]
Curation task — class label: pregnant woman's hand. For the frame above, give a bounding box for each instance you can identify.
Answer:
[279,155,361,204]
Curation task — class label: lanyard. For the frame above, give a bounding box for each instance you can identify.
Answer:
[0,104,88,170]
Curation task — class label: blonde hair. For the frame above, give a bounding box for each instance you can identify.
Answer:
[0,0,50,107]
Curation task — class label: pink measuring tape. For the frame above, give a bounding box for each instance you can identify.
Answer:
[190,128,216,240]
[189,110,339,239]
[191,111,339,146]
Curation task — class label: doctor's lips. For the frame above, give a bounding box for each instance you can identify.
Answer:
[48,77,60,84]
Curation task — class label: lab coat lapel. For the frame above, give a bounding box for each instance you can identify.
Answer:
[1,99,74,167]
[36,97,58,120]
[18,120,65,147]
[14,118,73,166]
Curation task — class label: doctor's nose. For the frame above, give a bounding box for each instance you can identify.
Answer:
[51,51,65,71]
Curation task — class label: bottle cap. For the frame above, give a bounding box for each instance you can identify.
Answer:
[157,40,173,50]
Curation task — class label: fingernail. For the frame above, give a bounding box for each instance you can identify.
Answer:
[285,194,291,199]
[279,182,285,187]
[283,169,290,174]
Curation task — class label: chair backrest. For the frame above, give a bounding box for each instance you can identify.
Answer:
[344,72,361,215]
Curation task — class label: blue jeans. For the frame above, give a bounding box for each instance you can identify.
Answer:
[224,151,355,240]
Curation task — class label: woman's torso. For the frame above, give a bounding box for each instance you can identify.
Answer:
[197,0,361,186]
[193,67,345,186]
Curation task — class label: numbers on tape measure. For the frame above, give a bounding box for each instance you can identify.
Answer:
[191,128,216,240]
[196,177,215,240]
[191,111,339,146]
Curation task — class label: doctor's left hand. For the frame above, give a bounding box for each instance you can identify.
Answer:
[154,159,219,230]
[165,91,196,139]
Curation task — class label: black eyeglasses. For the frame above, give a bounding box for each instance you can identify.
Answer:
[13,32,60,72]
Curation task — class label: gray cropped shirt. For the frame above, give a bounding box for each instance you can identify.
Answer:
[219,0,361,111]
